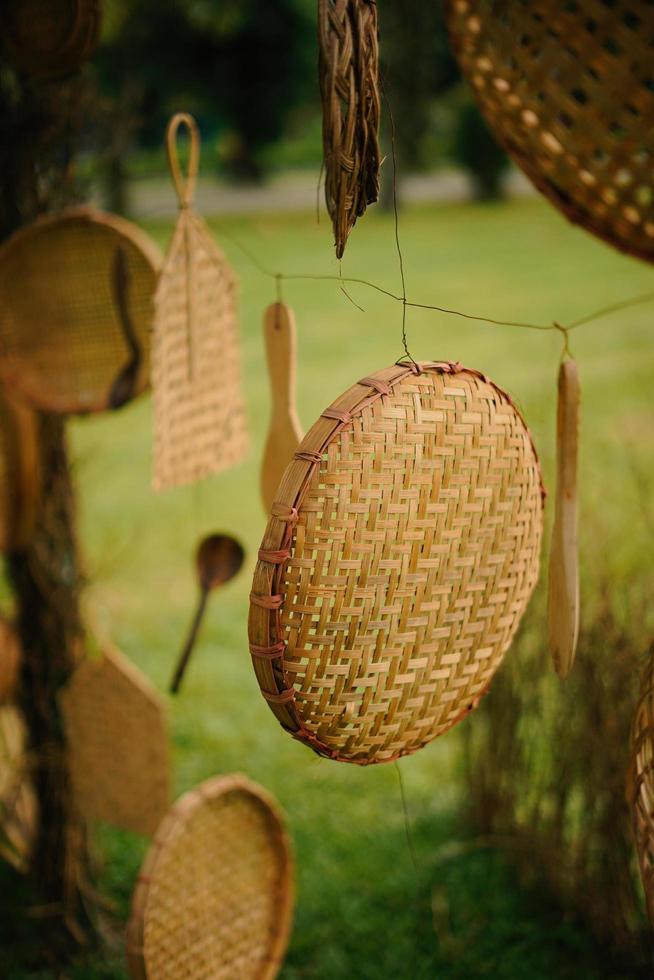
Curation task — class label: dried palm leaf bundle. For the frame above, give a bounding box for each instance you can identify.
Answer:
[0,0,101,80]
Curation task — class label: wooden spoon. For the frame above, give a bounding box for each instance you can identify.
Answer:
[547,357,580,679]
[261,303,303,512]
[170,534,245,694]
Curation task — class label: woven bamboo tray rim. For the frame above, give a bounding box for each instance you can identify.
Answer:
[125,773,294,980]
[0,206,163,415]
[249,360,545,765]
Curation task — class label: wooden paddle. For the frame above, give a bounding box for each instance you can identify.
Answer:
[261,303,303,513]
[548,357,580,679]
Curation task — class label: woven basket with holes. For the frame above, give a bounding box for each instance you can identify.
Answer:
[152,114,249,491]
[319,0,381,258]
[445,0,654,264]
[0,207,162,415]
[125,774,294,980]
[0,388,40,553]
[629,654,654,927]
[249,361,544,765]
[0,0,101,79]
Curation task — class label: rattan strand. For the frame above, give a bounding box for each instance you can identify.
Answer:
[0,388,40,552]
[0,207,162,415]
[319,0,381,258]
[125,774,294,980]
[630,655,654,927]
[59,646,171,836]
[445,1,654,264]
[152,114,249,490]
[0,0,101,79]
[249,361,544,765]
[0,705,36,873]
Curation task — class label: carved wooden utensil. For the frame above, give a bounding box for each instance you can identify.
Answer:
[170,534,245,694]
[548,358,580,679]
[261,303,303,512]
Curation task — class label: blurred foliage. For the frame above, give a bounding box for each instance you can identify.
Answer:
[452,96,509,200]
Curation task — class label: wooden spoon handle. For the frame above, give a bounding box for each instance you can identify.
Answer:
[547,357,580,679]
[261,303,303,512]
[170,588,209,694]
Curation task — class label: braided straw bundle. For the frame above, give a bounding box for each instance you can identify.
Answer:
[630,654,654,927]
[445,1,654,264]
[0,706,36,873]
[249,361,544,765]
[0,0,101,80]
[152,114,249,490]
[125,774,294,980]
[60,646,170,836]
[0,388,40,552]
[319,0,381,258]
[0,207,162,415]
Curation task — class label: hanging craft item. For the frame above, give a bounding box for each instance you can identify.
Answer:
[444,1,654,264]
[170,533,245,694]
[0,706,36,873]
[0,206,161,415]
[261,303,303,513]
[249,361,544,765]
[319,0,381,258]
[0,620,20,705]
[125,774,294,980]
[60,645,170,836]
[547,358,580,679]
[629,654,654,927]
[152,113,249,491]
[0,0,101,80]
[0,388,40,552]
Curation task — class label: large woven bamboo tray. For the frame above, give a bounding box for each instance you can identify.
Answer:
[445,1,654,264]
[0,207,162,415]
[630,654,654,927]
[249,361,544,765]
[125,774,294,980]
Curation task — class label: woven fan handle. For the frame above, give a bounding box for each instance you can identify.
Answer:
[166,112,200,208]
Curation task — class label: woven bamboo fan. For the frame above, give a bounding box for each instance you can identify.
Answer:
[249,361,544,765]
[0,388,40,552]
[630,654,654,928]
[152,113,249,491]
[0,706,36,873]
[0,207,162,415]
[0,620,20,705]
[0,0,101,80]
[59,645,170,836]
[445,1,654,264]
[319,0,381,258]
[125,774,294,980]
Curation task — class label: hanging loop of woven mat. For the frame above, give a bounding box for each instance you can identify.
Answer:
[152,113,249,491]
[319,0,381,258]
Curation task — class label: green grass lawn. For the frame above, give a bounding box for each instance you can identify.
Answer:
[3,196,654,978]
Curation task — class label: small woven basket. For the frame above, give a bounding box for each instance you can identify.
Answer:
[319,0,381,258]
[59,646,171,836]
[445,0,654,264]
[0,387,40,553]
[0,207,162,415]
[249,361,544,765]
[630,655,654,927]
[125,774,294,980]
[0,0,101,79]
[152,114,250,490]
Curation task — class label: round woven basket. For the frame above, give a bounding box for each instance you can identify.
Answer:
[445,0,654,264]
[0,207,162,415]
[125,774,294,980]
[0,387,40,553]
[0,0,101,80]
[630,655,654,927]
[249,361,544,765]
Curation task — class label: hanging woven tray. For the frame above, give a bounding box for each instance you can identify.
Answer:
[249,361,544,765]
[0,0,101,80]
[445,1,654,264]
[629,654,654,928]
[0,206,162,415]
[125,774,294,980]
[0,387,40,553]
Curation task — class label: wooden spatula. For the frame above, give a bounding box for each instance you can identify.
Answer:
[261,302,303,512]
[548,357,580,679]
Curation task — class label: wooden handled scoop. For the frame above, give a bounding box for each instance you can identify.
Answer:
[170,534,244,694]
[547,358,580,679]
[261,303,303,512]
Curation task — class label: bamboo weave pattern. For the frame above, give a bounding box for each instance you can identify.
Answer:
[126,775,294,980]
[249,362,544,765]
[319,0,381,258]
[445,0,654,264]
[630,654,654,927]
